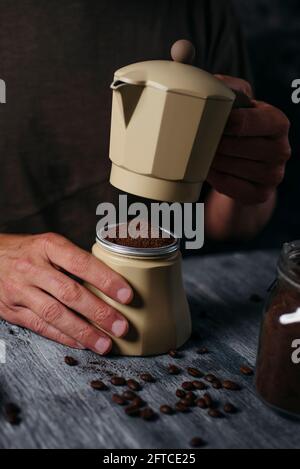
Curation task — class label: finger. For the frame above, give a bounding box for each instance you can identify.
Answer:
[207,169,274,205]
[212,154,285,187]
[218,135,291,163]
[23,287,112,355]
[41,234,133,304]
[32,266,128,338]
[215,74,254,98]
[225,102,290,137]
[11,306,86,349]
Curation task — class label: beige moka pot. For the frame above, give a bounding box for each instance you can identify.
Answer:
[109,52,235,203]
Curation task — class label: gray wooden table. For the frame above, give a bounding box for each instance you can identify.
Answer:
[0,250,299,449]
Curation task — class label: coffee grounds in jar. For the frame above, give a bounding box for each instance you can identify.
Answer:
[256,283,300,415]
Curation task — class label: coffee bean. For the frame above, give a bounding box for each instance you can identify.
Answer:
[132,397,146,408]
[4,403,21,425]
[222,380,241,391]
[208,409,223,419]
[125,404,141,417]
[168,365,181,375]
[185,391,196,401]
[169,350,181,359]
[122,390,137,401]
[182,381,195,391]
[203,393,213,408]
[196,398,207,409]
[140,373,156,383]
[181,398,196,408]
[240,365,254,376]
[64,356,78,367]
[192,380,207,391]
[90,380,108,391]
[176,389,186,399]
[160,405,174,415]
[197,347,209,355]
[112,394,127,406]
[140,408,158,421]
[224,403,238,414]
[212,380,222,390]
[190,437,206,448]
[249,294,263,303]
[110,376,126,386]
[175,401,190,413]
[205,374,218,383]
[187,367,204,378]
[127,379,142,391]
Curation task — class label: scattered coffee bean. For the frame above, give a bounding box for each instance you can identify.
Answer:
[140,408,158,421]
[122,390,137,401]
[185,391,196,401]
[208,409,223,419]
[197,347,209,355]
[203,393,213,408]
[250,294,263,303]
[64,356,78,367]
[4,403,21,425]
[182,381,195,391]
[127,379,142,391]
[224,403,238,414]
[212,379,222,390]
[112,394,127,406]
[222,380,241,391]
[192,380,207,391]
[181,398,196,408]
[160,405,174,415]
[132,397,146,408]
[205,374,218,383]
[190,437,206,448]
[140,373,156,383]
[240,365,254,376]
[125,404,141,417]
[110,376,126,386]
[176,389,186,399]
[196,398,207,409]
[187,367,204,378]
[90,380,108,391]
[168,365,181,375]
[169,350,181,359]
[175,401,190,413]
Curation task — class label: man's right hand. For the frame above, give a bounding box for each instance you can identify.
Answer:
[0,233,133,355]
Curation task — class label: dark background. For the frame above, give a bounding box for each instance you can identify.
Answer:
[232,0,300,248]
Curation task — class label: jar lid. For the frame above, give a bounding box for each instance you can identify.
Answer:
[96,224,179,258]
[278,241,300,289]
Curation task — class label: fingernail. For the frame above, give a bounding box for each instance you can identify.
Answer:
[112,319,128,338]
[117,287,132,304]
[94,336,112,355]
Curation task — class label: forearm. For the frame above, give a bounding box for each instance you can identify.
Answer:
[205,189,277,242]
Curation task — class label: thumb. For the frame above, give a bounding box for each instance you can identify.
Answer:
[215,74,254,98]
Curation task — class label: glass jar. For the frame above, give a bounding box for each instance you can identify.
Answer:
[256,241,300,418]
[86,224,191,356]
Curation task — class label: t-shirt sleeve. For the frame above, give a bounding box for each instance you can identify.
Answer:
[191,0,253,85]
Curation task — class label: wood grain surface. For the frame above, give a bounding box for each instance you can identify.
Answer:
[0,250,299,449]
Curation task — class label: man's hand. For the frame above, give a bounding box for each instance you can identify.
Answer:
[208,75,291,205]
[0,233,133,354]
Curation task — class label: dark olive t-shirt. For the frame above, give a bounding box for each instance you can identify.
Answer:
[0,0,250,249]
